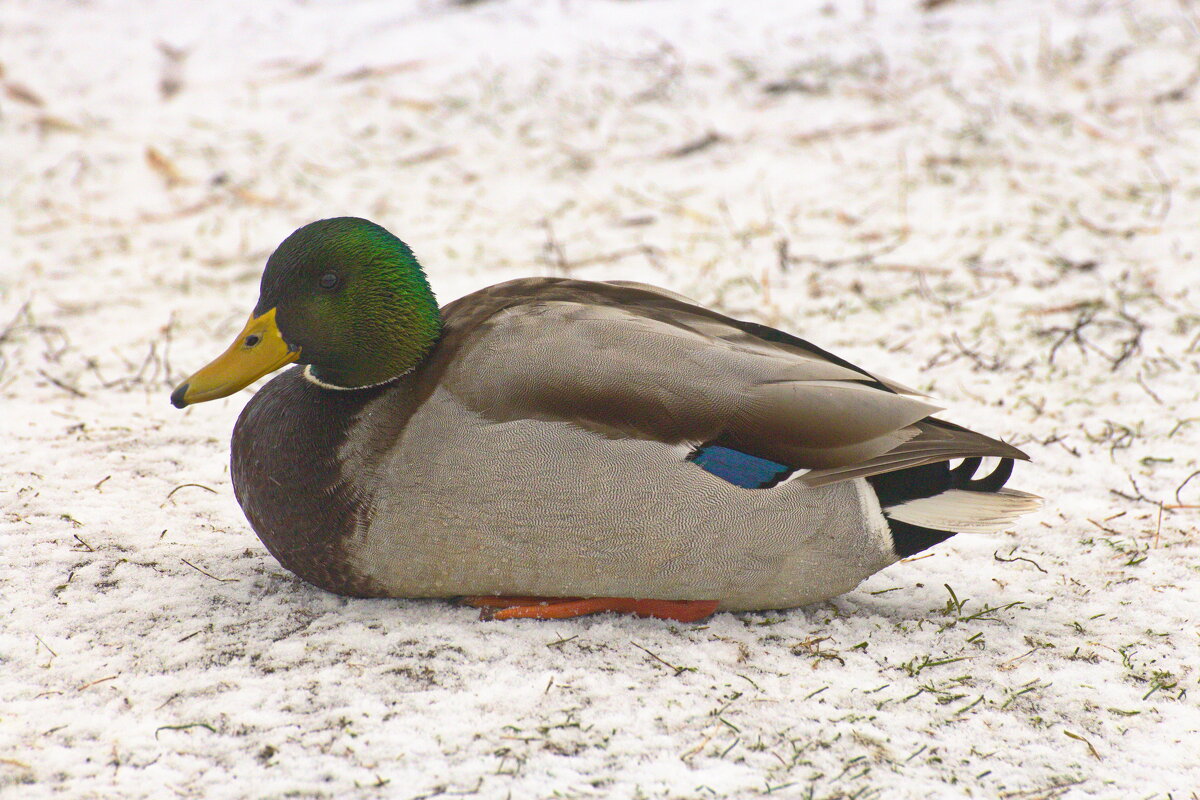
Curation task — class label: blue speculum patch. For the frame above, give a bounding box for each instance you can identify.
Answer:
[688,444,793,489]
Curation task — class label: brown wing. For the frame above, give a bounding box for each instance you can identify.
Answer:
[432,278,1027,486]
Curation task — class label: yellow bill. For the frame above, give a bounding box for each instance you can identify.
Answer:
[170,308,300,408]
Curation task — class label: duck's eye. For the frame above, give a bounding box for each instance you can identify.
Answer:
[243,334,262,348]
[319,272,339,290]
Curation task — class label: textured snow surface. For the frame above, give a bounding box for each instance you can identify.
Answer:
[3,1,1200,797]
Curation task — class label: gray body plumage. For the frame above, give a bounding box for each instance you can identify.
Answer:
[352,389,895,610]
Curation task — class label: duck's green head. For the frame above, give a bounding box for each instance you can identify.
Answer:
[170,217,441,408]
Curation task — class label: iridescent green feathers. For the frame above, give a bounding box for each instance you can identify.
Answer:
[257,218,442,389]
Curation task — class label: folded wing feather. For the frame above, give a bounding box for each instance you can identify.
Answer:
[442,284,1026,486]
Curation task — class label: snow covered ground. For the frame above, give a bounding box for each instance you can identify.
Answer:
[3,0,1200,796]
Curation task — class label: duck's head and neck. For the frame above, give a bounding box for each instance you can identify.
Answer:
[171,217,441,408]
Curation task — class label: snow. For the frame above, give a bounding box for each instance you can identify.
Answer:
[3,0,1200,796]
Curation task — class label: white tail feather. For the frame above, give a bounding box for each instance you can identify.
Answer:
[884,489,1042,534]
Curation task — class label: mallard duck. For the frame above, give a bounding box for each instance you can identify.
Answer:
[170,217,1039,621]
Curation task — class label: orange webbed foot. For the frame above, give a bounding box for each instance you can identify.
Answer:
[462,596,719,622]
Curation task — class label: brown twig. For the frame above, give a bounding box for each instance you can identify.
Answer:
[632,642,690,676]
[162,483,218,506]
[180,558,236,583]
[792,119,898,145]
[1175,470,1200,506]
[38,369,86,397]
[661,131,724,159]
